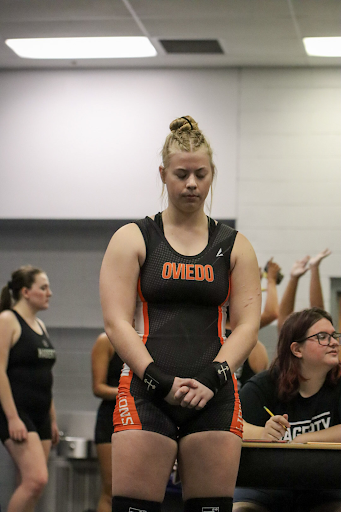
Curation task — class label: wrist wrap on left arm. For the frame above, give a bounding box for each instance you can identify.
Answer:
[195,361,231,395]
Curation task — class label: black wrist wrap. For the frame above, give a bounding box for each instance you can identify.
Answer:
[195,361,231,395]
[143,362,175,399]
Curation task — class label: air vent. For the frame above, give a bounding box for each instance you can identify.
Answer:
[159,39,223,54]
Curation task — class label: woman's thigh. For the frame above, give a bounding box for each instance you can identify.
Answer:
[111,430,178,501]
[5,431,48,481]
[178,431,242,500]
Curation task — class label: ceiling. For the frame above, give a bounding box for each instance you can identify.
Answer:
[0,0,340,70]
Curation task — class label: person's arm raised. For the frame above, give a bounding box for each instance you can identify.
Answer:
[277,256,309,332]
[260,258,280,328]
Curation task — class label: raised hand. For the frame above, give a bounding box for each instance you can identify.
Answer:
[309,248,331,268]
[290,256,310,278]
[266,258,281,283]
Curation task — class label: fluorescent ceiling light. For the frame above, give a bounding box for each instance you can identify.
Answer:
[5,37,157,59]
[303,37,341,57]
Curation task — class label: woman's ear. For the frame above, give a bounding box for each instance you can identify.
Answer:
[159,166,166,184]
[290,342,303,359]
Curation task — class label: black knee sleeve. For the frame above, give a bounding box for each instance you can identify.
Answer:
[184,497,233,512]
[112,496,162,512]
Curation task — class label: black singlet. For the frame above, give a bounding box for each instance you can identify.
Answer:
[0,310,56,442]
[113,215,243,439]
[7,310,56,412]
[132,214,237,379]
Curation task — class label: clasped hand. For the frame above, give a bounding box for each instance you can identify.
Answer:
[164,376,214,410]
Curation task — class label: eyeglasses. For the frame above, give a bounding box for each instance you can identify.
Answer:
[297,331,341,346]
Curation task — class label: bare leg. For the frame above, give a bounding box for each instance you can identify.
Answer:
[96,442,112,512]
[41,439,52,462]
[5,432,49,512]
[112,430,177,502]
[309,249,331,309]
[178,431,241,500]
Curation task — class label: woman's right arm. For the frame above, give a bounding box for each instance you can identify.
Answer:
[100,224,153,379]
[240,376,290,441]
[100,224,195,403]
[0,311,28,441]
[243,416,289,441]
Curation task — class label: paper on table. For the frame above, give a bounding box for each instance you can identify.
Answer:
[243,439,288,443]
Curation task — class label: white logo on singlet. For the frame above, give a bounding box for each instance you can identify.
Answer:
[216,248,224,257]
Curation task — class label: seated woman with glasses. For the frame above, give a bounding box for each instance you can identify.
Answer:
[233,307,341,512]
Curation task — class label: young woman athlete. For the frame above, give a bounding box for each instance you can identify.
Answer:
[0,265,58,512]
[100,116,261,512]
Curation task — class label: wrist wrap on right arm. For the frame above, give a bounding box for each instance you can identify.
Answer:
[143,362,175,399]
[195,361,231,395]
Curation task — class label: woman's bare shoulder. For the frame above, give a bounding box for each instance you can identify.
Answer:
[0,309,19,326]
[106,222,146,258]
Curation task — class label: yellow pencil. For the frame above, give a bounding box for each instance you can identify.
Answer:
[264,406,287,430]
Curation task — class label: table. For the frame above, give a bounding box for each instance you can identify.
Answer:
[236,441,341,490]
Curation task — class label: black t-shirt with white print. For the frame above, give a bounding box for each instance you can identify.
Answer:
[240,370,341,442]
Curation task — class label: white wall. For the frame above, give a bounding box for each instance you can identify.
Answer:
[0,68,238,219]
[237,68,341,313]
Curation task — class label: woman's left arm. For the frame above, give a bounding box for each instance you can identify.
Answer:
[291,424,341,444]
[215,232,262,373]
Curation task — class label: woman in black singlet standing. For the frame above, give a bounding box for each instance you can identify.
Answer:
[100,116,261,512]
[92,332,123,512]
[0,265,58,512]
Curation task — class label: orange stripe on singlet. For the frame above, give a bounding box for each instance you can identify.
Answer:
[137,277,149,345]
[218,275,231,344]
[217,275,243,438]
[113,278,149,433]
[230,373,243,438]
[113,368,142,432]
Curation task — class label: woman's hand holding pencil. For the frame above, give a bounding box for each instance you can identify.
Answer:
[262,406,290,441]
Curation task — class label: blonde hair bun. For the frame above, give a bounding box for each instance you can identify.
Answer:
[170,116,199,133]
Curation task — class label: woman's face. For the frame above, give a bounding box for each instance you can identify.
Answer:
[160,149,213,214]
[22,272,52,311]
[298,318,340,369]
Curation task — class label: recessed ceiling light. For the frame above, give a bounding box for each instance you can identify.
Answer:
[5,37,157,59]
[303,37,341,57]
